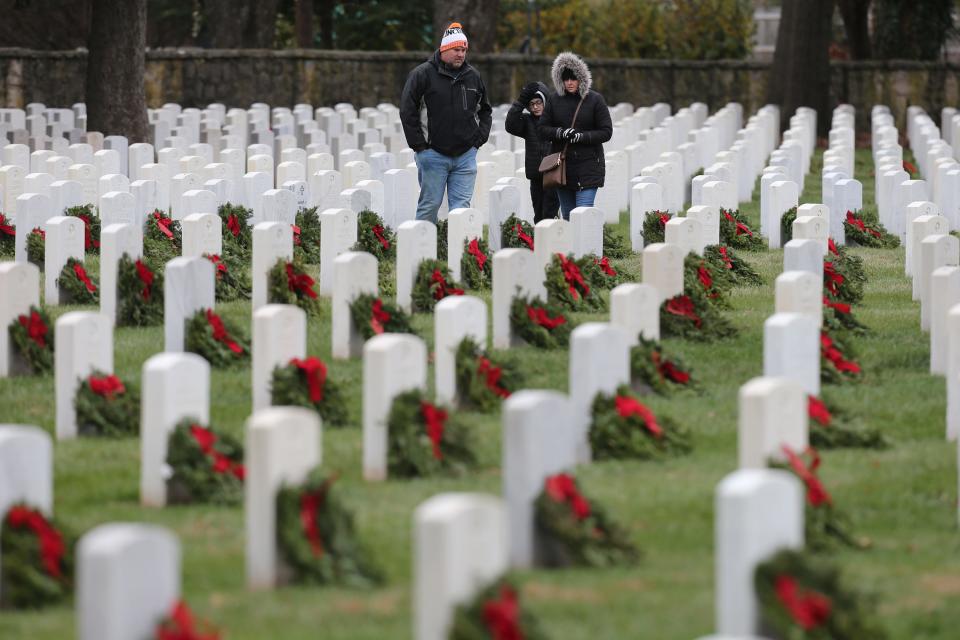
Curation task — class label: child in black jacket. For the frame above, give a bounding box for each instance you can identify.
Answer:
[505,81,559,222]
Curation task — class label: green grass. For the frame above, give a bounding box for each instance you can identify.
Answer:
[2,148,959,638]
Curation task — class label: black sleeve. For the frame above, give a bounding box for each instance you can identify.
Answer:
[582,93,613,145]
[504,103,527,137]
[475,77,493,146]
[537,96,559,142]
[399,66,428,152]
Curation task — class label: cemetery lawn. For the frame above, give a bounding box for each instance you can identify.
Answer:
[3,148,959,638]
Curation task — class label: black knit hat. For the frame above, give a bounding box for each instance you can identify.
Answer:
[561,67,577,81]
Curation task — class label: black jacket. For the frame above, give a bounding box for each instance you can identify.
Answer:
[505,81,553,180]
[537,52,613,190]
[399,51,493,158]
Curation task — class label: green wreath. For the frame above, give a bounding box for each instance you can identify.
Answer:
[143,210,182,264]
[349,293,416,340]
[26,228,45,268]
[629,337,698,395]
[352,209,396,263]
[755,549,886,639]
[603,224,629,258]
[206,252,251,302]
[8,305,54,375]
[293,206,322,264]
[116,255,164,327]
[411,259,464,313]
[827,239,865,284]
[780,206,798,245]
[685,252,733,309]
[642,210,671,245]
[820,328,863,385]
[184,308,250,368]
[165,418,245,505]
[454,337,523,411]
[56,258,99,305]
[74,370,139,437]
[0,213,14,257]
[270,357,349,427]
[660,285,738,342]
[275,468,384,587]
[808,395,888,450]
[501,214,534,250]
[65,204,100,254]
[719,208,765,251]
[544,253,606,311]
[386,389,476,478]
[435,218,449,262]
[533,472,640,567]
[823,301,869,337]
[589,387,692,460]
[705,244,764,286]
[580,254,625,291]
[509,294,574,349]
[460,236,492,290]
[842,208,899,249]
[449,577,548,640]
[824,255,864,306]
[267,257,321,316]
[0,504,73,609]
[217,202,254,261]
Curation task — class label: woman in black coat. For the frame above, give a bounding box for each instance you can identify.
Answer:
[537,51,613,220]
[505,81,559,222]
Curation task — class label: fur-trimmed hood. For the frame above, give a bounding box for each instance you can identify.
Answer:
[551,51,592,98]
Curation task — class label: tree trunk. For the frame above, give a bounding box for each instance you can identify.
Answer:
[201,0,250,48]
[767,0,836,137]
[295,0,314,48]
[837,0,872,59]
[432,0,501,53]
[85,0,148,142]
[317,0,334,49]
[244,0,279,48]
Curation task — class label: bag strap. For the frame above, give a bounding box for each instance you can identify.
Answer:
[560,93,588,158]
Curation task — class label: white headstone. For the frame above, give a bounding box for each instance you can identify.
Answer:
[252,221,294,311]
[775,271,822,327]
[737,377,808,469]
[396,220,437,312]
[181,213,222,258]
[610,283,660,344]
[642,243,684,302]
[665,216,705,256]
[435,296,488,405]
[447,208,484,282]
[0,262,40,377]
[332,251,378,359]
[163,257,215,352]
[253,304,306,413]
[319,208,359,297]
[100,223,143,324]
[570,207,604,258]
[763,312,820,396]
[55,311,113,440]
[492,248,546,349]
[44,215,85,305]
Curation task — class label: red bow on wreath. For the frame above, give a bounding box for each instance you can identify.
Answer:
[827,238,839,256]
[285,263,318,299]
[556,253,589,300]
[822,296,850,315]
[430,269,464,300]
[845,211,881,238]
[525,305,566,330]
[75,213,100,250]
[821,332,861,374]
[189,424,245,480]
[153,211,175,239]
[300,486,328,558]
[291,224,301,246]
[482,584,524,640]
[88,374,125,399]
[723,210,754,236]
[226,213,241,237]
[156,600,221,640]
[615,395,663,438]
[665,295,702,327]
[658,213,671,228]
[0,213,15,236]
[467,237,488,271]
[420,401,448,460]
[205,254,228,280]
[823,261,844,297]
[782,445,831,507]
[372,224,391,250]
[5,505,66,579]
[514,224,534,250]
[717,246,733,270]
[775,575,832,630]
[651,350,690,384]
[291,357,327,403]
[595,256,617,276]
[18,311,48,348]
[73,263,97,293]
[478,356,511,398]
[205,309,244,355]
[544,473,591,520]
[808,396,832,427]
[697,265,716,297]
[135,259,155,299]
[31,227,45,240]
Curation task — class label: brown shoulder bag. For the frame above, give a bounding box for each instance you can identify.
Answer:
[538,94,586,189]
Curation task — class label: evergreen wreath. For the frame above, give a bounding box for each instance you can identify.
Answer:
[65,204,100,254]
[544,253,606,311]
[684,253,733,309]
[56,258,99,305]
[26,227,44,268]
[820,329,863,385]
[143,210,182,264]
[823,298,869,336]
[411,259,464,313]
[267,257,321,316]
[0,212,16,257]
[705,244,764,286]
[275,468,384,587]
[499,214,533,250]
[533,473,640,567]
[581,254,625,291]
[206,252,251,302]
[352,209,396,263]
[217,202,254,261]
[449,577,548,640]
[589,386,692,460]
[377,259,396,299]
[780,206,798,245]
[435,218,449,262]
[843,208,899,248]
[154,600,222,640]
[509,294,574,349]
[349,294,416,340]
[460,236,492,290]
[826,239,866,299]
[74,370,139,437]
[660,285,738,341]
[116,255,164,327]
[386,389,476,478]
[165,419,245,505]
[642,210,671,245]
[8,305,54,375]
[824,256,864,305]
[629,336,698,395]
[293,206,322,264]
[454,337,523,411]
[184,308,251,368]
[755,549,887,639]
[0,503,73,609]
[603,224,629,258]
[773,446,864,551]
[270,357,349,428]
[808,395,888,450]
[719,208,765,251]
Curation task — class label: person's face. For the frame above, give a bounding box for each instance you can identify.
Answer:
[528,99,544,117]
[440,46,467,68]
[564,77,580,94]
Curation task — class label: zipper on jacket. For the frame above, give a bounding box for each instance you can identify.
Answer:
[461,84,467,110]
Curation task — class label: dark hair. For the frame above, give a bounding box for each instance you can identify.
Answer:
[561,68,577,81]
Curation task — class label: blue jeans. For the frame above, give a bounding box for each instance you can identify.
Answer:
[414,147,478,224]
[556,187,598,220]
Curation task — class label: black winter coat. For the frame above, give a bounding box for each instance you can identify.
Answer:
[537,89,613,190]
[399,51,493,158]
[504,82,553,180]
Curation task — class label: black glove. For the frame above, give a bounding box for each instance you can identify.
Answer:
[565,129,583,144]
[518,82,539,105]
[557,127,574,141]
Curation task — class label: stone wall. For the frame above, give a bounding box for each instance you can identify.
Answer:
[1,48,958,132]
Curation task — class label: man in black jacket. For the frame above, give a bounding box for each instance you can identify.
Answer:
[399,22,493,224]
[505,81,559,222]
